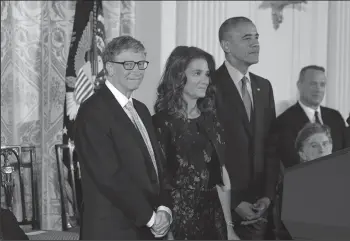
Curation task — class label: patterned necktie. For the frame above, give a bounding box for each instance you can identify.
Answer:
[241,76,252,121]
[314,111,321,124]
[124,101,159,179]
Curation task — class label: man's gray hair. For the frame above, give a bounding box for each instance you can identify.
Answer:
[102,35,146,65]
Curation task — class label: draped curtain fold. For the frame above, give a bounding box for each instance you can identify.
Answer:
[1,0,135,230]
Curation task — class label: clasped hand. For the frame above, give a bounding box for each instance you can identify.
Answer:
[235,197,270,226]
[151,210,172,238]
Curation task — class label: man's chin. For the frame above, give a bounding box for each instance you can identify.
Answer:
[248,58,259,65]
[128,79,143,88]
[244,59,259,67]
[310,100,323,107]
[129,83,142,91]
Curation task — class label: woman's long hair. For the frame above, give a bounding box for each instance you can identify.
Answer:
[154,46,216,119]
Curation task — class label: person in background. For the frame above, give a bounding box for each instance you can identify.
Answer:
[153,46,240,240]
[212,16,279,240]
[269,65,346,239]
[295,123,333,163]
[281,122,334,238]
[272,65,347,169]
[276,122,334,239]
[74,36,172,240]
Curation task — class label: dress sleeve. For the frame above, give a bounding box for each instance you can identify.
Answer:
[152,114,171,161]
[152,114,176,191]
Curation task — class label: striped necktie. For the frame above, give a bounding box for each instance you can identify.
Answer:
[124,101,159,179]
[241,76,252,121]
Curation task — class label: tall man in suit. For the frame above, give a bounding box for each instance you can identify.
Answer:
[74,36,172,240]
[212,17,280,240]
[273,65,347,169]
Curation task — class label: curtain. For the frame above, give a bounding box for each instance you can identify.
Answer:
[1,0,135,230]
[326,1,350,121]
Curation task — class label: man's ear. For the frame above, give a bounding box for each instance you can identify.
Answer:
[105,62,113,76]
[220,40,230,54]
[297,79,301,91]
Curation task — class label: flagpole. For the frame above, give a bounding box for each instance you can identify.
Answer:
[92,0,98,84]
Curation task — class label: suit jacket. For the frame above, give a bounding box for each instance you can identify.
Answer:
[346,116,350,148]
[272,102,347,168]
[346,127,350,148]
[74,84,172,240]
[0,208,29,240]
[212,63,279,211]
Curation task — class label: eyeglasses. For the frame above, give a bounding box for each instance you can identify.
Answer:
[108,60,149,70]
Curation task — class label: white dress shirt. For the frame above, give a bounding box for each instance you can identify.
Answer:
[224,60,254,107]
[105,80,172,228]
[298,100,323,124]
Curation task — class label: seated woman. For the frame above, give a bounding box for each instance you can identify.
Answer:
[277,123,334,240]
[153,46,239,240]
[295,122,333,162]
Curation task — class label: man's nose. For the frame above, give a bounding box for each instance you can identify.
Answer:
[251,39,259,47]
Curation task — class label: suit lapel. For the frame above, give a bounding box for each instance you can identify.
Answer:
[99,85,158,184]
[320,106,331,126]
[295,102,312,124]
[250,74,263,137]
[217,64,253,137]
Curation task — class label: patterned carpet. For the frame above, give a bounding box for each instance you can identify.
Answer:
[26,227,79,240]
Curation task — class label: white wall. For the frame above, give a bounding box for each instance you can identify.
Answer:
[133,1,177,114]
[326,1,350,122]
[134,1,350,120]
[133,1,161,114]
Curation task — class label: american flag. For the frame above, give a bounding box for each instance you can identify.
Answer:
[62,0,106,216]
[74,66,94,104]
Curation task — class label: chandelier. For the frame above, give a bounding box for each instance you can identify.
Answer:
[259,1,308,30]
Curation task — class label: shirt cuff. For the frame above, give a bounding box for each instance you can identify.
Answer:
[146,211,156,227]
[157,206,173,224]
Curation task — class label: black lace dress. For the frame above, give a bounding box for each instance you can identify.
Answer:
[152,112,227,240]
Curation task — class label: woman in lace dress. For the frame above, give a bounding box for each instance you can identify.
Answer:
[152,46,240,240]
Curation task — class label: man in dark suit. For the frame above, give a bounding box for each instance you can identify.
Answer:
[271,65,347,239]
[74,36,172,240]
[212,17,279,240]
[272,65,347,169]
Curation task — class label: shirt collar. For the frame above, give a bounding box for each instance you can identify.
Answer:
[105,80,133,108]
[224,60,250,84]
[298,100,321,119]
